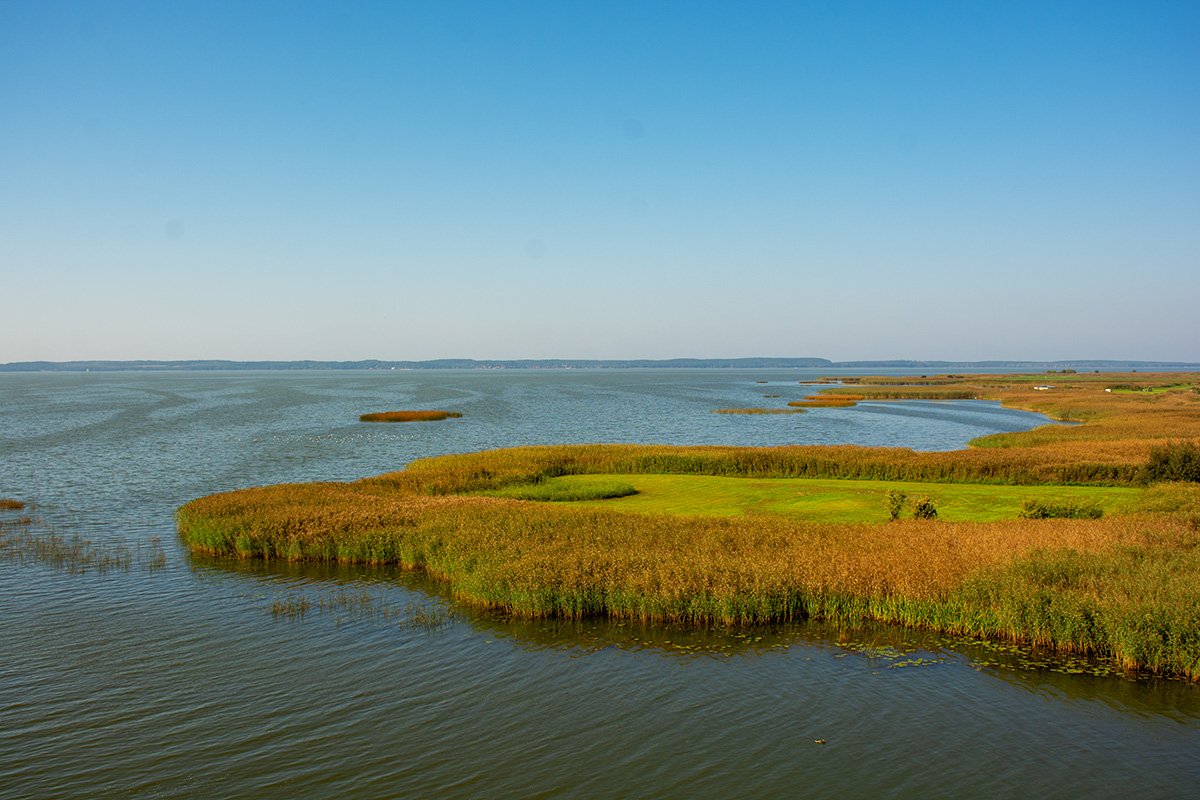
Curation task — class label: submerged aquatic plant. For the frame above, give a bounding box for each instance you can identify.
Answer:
[1,514,167,575]
[269,588,449,630]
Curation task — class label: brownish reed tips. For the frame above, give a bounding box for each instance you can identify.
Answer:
[360,410,463,422]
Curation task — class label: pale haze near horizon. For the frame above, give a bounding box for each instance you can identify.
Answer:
[2,1,1197,363]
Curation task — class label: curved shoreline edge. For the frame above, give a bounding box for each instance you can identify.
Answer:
[177,373,1200,679]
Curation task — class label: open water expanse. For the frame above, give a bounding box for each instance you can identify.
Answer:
[1,369,1197,798]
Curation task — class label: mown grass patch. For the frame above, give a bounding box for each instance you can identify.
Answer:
[544,474,1140,523]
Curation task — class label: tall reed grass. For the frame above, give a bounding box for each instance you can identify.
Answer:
[178,482,1200,677]
[787,395,863,408]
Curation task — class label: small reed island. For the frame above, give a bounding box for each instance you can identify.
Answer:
[360,410,462,422]
[179,373,1200,680]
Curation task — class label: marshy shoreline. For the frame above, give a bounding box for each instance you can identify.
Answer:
[178,372,1200,680]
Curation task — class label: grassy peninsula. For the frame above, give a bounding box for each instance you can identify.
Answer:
[178,372,1200,679]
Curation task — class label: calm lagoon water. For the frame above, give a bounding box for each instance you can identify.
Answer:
[1,369,1197,798]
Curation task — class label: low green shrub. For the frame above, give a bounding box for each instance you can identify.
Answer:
[911,496,938,520]
[1018,499,1103,519]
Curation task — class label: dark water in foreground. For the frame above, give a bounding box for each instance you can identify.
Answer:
[1,370,1196,799]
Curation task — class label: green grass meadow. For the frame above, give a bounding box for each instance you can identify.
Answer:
[496,474,1141,523]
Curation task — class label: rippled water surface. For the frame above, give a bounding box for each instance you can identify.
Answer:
[2,370,1197,799]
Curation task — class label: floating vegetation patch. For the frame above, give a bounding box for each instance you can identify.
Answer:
[359,410,463,423]
[0,513,167,574]
[621,628,792,658]
[269,588,449,630]
[488,613,1179,680]
[946,636,1133,679]
[832,639,951,670]
[477,615,1134,679]
[831,632,1141,678]
[0,498,26,510]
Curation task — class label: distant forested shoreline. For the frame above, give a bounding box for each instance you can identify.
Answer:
[3,357,1199,372]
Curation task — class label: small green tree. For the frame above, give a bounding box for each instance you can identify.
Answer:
[886,490,907,521]
[911,496,938,520]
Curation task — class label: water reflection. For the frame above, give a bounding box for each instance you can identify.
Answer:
[186,553,1200,722]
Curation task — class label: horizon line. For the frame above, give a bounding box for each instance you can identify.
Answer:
[4,356,1199,372]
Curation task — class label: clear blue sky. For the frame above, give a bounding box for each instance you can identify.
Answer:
[3,1,1197,362]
